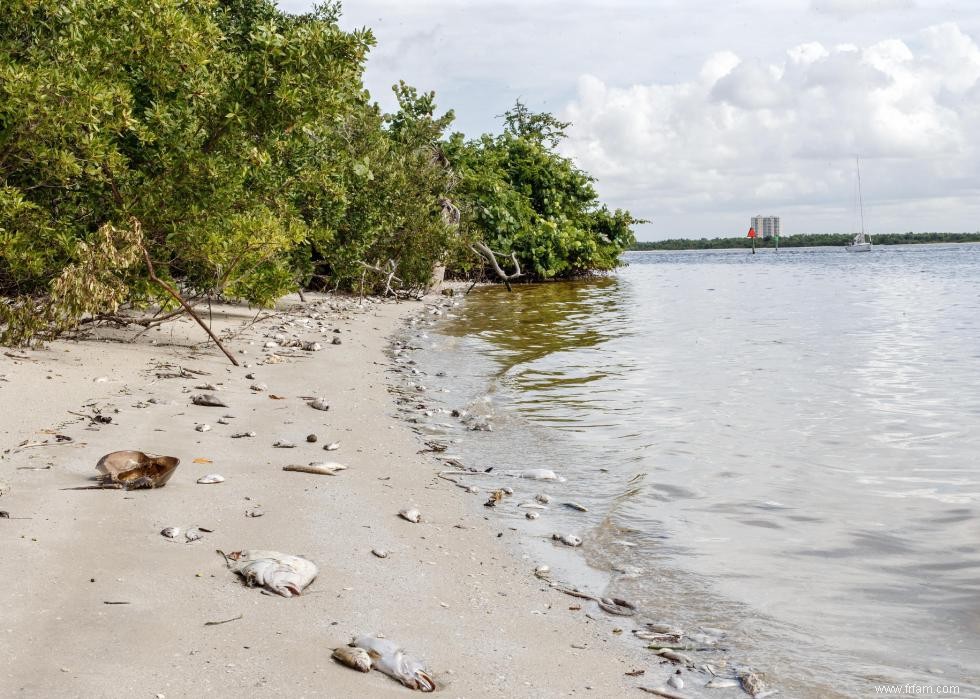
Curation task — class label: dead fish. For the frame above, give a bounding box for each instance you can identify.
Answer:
[519,502,547,510]
[273,440,295,448]
[351,635,435,692]
[283,462,346,476]
[192,394,227,407]
[563,502,588,512]
[520,469,558,481]
[399,508,422,523]
[308,398,330,411]
[332,646,372,672]
[231,431,256,439]
[324,442,340,451]
[197,473,225,484]
[552,533,582,547]
[224,549,318,597]
[705,678,739,689]
[97,451,179,489]
[160,526,180,539]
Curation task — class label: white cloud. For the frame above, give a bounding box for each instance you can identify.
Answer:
[560,23,980,237]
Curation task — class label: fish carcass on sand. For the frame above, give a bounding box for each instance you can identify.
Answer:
[223,550,318,597]
[347,635,435,692]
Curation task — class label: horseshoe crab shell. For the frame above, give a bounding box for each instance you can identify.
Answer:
[351,635,435,692]
[96,451,179,489]
[225,549,318,597]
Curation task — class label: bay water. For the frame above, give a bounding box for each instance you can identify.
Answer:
[407,245,980,697]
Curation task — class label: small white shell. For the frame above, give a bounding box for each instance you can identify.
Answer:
[535,493,551,504]
[231,431,256,438]
[197,473,225,484]
[502,487,514,495]
[324,442,340,451]
[534,564,550,576]
[525,512,539,520]
[273,440,295,448]
[160,527,180,538]
[195,424,211,433]
[308,398,330,411]
[372,548,389,559]
[185,528,203,542]
[302,341,321,352]
[399,508,422,523]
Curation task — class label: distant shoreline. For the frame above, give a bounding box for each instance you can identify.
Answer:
[631,232,980,251]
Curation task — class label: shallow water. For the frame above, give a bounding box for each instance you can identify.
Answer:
[409,244,980,697]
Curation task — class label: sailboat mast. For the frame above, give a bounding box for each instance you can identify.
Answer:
[856,155,866,237]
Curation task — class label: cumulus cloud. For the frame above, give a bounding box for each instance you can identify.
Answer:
[560,23,980,237]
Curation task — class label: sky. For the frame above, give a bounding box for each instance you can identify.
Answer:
[277,1,980,240]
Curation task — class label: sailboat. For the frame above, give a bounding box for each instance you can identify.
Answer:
[846,156,872,252]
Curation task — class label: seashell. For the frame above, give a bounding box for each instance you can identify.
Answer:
[195,424,211,433]
[534,565,550,577]
[534,493,551,504]
[264,341,278,348]
[465,485,479,494]
[249,383,267,392]
[552,533,582,547]
[160,526,180,538]
[283,462,346,476]
[351,635,435,692]
[306,433,318,443]
[226,549,318,597]
[502,486,514,495]
[738,670,770,697]
[245,373,256,380]
[273,440,296,448]
[520,469,558,481]
[372,548,389,559]
[231,431,256,438]
[399,508,421,523]
[197,473,225,484]
[563,501,588,512]
[332,646,373,673]
[301,341,321,352]
[525,512,539,520]
[705,678,739,689]
[331,336,342,345]
[667,676,684,690]
[185,527,204,542]
[308,398,330,411]
[245,508,264,518]
[192,394,227,407]
[217,418,229,425]
[324,442,340,451]
[97,451,180,489]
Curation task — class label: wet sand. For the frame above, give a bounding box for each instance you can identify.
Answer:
[0,292,645,698]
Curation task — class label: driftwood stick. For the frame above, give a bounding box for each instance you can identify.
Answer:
[471,242,521,292]
[140,246,239,367]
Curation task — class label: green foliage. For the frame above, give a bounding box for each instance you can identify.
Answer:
[0,2,638,345]
[447,102,641,281]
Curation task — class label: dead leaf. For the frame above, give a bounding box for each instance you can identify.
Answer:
[193,457,213,464]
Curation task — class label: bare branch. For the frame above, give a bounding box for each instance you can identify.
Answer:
[470,242,522,292]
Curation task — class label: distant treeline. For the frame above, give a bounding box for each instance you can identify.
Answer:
[632,232,980,251]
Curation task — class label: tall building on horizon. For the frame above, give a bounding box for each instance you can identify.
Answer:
[751,215,780,240]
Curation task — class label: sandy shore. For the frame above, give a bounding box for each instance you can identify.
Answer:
[0,292,646,698]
